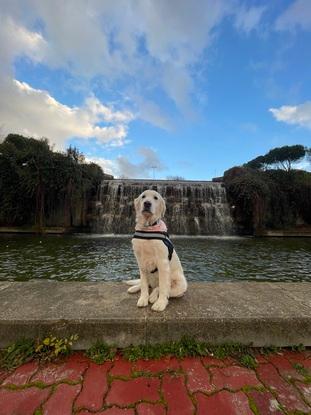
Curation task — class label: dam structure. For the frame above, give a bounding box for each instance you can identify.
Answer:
[91,179,235,235]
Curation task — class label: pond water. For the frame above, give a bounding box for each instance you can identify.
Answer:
[0,234,310,282]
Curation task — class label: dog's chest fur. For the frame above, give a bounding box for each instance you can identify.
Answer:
[132,238,158,273]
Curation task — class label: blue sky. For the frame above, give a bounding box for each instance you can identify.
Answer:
[0,0,310,179]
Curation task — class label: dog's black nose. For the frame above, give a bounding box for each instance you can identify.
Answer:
[144,201,152,209]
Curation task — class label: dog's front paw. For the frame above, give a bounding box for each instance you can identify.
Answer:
[151,297,168,312]
[137,295,149,307]
[149,287,159,304]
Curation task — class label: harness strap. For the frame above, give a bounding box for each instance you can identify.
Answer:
[162,238,174,261]
[132,230,174,274]
[133,230,171,243]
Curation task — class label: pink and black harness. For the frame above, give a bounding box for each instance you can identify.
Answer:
[132,219,174,273]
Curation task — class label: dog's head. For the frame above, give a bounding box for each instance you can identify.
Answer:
[134,190,166,225]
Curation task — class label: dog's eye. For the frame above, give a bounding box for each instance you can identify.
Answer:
[154,196,158,200]
[142,195,146,199]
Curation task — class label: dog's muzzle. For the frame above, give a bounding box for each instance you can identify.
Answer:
[142,201,152,213]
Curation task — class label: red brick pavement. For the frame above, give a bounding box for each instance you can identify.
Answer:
[0,350,311,414]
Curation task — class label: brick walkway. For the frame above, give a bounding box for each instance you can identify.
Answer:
[0,350,311,414]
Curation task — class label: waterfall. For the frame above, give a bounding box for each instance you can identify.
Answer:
[91,179,235,235]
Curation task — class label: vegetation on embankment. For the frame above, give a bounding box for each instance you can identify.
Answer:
[0,134,107,230]
[0,334,307,371]
[223,145,311,234]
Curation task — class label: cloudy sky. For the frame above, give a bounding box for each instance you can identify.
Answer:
[0,0,310,179]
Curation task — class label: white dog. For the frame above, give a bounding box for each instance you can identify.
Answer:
[125,189,187,312]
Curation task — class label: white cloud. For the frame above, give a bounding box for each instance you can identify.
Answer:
[1,1,267,126]
[0,14,46,76]
[87,147,166,179]
[295,158,311,172]
[29,0,230,114]
[133,95,174,131]
[275,0,311,32]
[0,0,268,144]
[162,63,194,116]
[269,102,311,129]
[85,156,117,177]
[0,78,133,150]
[234,5,266,33]
[116,147,166,178]
[0,6,134,149]
[84,97,134,124]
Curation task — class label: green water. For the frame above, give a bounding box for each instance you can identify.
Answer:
[0,234,310,282]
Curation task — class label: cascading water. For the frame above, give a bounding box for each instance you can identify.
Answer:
[91,179,235,235]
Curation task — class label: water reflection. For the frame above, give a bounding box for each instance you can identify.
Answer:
[0,234,310,282]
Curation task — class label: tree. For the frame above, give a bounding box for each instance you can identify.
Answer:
[224,165,311,233]
[0,134,52,227]
[67,146,85,164]
[245,145,307,171]
[264,145,306,171]
[0,134,105,230]
[245,156,267,170]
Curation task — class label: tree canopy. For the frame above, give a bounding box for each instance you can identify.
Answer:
[245,145,309,171]
[224,159,311,234]
[0,134,105,229]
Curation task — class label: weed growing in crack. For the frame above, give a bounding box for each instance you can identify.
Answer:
[85,341,117,363]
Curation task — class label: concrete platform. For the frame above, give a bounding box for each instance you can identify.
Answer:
[0,281,311,349]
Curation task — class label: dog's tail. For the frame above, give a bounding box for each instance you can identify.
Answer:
[123,279,140,286]
[127,284,141,294]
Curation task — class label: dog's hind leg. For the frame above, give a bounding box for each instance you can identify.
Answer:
[169,277,187,298]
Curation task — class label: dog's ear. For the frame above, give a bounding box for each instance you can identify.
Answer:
[134,196,140,212]
[159,196,166,218]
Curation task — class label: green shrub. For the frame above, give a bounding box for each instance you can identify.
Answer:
[35,334,79,362]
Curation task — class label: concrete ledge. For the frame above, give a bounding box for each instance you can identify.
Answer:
[0,281,311,349]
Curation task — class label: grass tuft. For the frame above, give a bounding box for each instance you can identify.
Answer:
[259,345,282,355]
[90,337,258,369]
[293,362,311,383]
[291,344,305,352]
[122,336,212,361]
[85,341,117,364]
[0,335,79,370]
[239,354,258,370]
[0,338,35,370]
